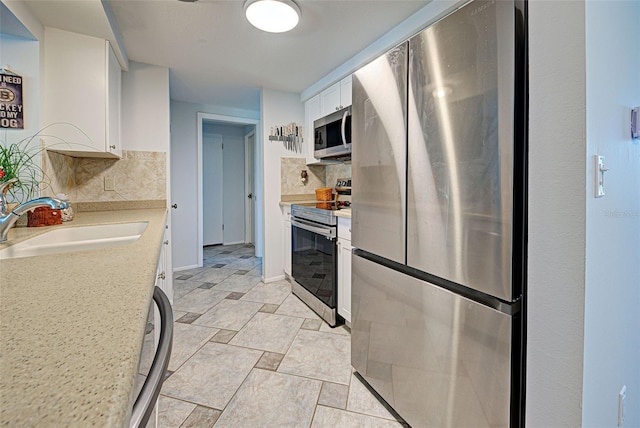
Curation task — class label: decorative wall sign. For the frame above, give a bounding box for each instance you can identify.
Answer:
[0,71,24,129]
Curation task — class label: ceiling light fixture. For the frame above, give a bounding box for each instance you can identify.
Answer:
[244,0,300,33]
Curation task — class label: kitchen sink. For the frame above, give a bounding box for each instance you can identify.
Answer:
[0,222,148,260]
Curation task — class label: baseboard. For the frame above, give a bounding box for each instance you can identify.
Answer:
[173,264,200,272]
[262,274,285,283]
[223,240,245,246]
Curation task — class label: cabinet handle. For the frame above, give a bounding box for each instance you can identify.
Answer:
[171,204,178,209]
[164,240,169,245]
[110,145,116,149]
[157,272,166,280]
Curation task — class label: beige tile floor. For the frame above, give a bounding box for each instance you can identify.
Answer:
[159,243,407,428]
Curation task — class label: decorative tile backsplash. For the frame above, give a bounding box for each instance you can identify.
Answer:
[280,157,351,197]
[281,157,324,196]
[43,150,166,203]
[325,163,351,189]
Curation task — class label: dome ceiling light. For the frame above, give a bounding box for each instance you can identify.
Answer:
[244,0,301,33]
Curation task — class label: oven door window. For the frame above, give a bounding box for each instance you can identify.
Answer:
[291,224,337,308]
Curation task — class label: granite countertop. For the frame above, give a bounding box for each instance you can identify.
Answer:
[0,208,168,427]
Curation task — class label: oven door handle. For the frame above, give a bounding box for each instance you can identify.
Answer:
[291,218,336,240]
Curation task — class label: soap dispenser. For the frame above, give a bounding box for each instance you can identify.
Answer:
[56,193,74,221]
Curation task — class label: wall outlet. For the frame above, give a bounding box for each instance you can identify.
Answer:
[104,176,115,191]
[618,385,626,426]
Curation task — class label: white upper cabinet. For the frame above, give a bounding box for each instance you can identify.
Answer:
[43,28,122,158]
[319,75,352,117]
[340,75,352,108]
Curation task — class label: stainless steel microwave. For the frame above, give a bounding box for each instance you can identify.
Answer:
[314,106,351,159]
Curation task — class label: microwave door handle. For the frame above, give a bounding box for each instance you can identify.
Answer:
[341,110,348,148]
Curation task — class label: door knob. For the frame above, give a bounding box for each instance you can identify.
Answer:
[171,204,177,209]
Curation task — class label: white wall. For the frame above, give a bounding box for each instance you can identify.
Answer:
[583,2,640,426]
[1,1,44,42]
[170,100,259,270]
[206,124,246,245]
[121,61,170,152]
[0,34,40,154]
[260,88,304,281]
[526,2,587,426]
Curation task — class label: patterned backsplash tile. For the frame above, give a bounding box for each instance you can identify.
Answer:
[43,150,166,203]
[281,157,324,196]
[280,157,351,197]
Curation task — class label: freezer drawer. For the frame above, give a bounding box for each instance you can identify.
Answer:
[352,254,512,428]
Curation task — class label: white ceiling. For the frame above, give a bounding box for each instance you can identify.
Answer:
[21,0,431,112]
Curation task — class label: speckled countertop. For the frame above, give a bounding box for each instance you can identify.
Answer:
[279,201,352,219]
[0,208,167,427]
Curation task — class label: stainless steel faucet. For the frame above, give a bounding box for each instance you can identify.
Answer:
[0,178,70,243]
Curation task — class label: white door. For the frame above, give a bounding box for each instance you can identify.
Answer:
[203,134,223,245]
[245,132,255,246]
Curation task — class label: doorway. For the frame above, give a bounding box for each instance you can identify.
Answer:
[197,113,261,266]
[202,134,223,245]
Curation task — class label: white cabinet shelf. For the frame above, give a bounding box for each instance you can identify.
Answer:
[43,28,122,158]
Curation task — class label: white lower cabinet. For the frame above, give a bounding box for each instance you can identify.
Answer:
[282,206,292,276]
[337,217,352,323]
[155,223,173,302]
[145,219,173,428]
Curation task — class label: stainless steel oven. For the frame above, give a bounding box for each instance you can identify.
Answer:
[290,204,340,326]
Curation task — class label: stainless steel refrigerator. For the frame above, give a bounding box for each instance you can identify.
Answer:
[350,1,527,427]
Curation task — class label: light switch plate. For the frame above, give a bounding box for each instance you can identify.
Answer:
[104,176,115,191]
[619,385,626,426]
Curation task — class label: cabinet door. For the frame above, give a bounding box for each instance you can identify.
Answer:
[282,206,292,276]
[106,42,122,157]
[337,237,352,323]
[320,82,341,117]
[162,224,173,303]
[43,28,120,158]
[340,75,352,108]
[284,221,292,276]
[304,95,321,164]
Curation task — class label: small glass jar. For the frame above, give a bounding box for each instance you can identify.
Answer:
[56,193,75,221]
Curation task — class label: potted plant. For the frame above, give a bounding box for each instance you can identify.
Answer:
[0,136,51,226]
